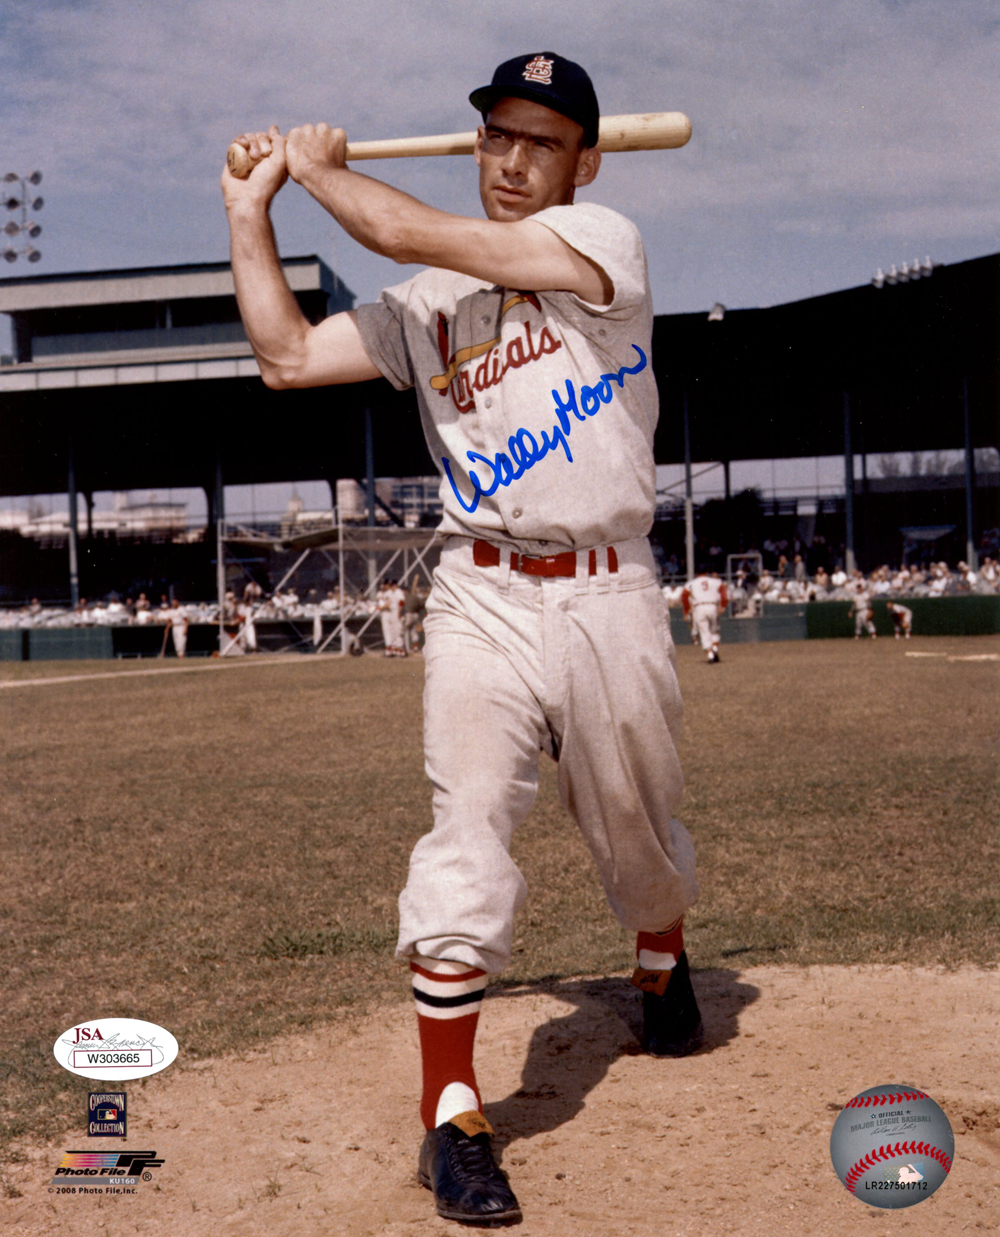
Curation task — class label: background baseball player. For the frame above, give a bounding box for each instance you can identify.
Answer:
[159,597,189,658]
[375,580,394,656]
[387,578,408,656]
[682,570,728,663]
[376,578,408,657]
[887,600,913,639]
[403,577,428,654]
[223,51,702,1227]
[850,572,877,639]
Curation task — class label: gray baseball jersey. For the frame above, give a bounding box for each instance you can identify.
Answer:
[355,202,656,556]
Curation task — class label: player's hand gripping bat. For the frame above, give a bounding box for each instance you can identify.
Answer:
[225,112,691,179]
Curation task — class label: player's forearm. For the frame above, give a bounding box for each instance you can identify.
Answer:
[226,202,312,388]
[297,163,605,301]
[295,163,458,266]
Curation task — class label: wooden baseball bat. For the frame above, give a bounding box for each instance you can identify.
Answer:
[226,111,691,179]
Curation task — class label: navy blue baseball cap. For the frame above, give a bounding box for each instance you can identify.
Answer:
[470,52,600,148]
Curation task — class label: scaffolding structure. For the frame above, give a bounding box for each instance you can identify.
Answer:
[221,514,438,655]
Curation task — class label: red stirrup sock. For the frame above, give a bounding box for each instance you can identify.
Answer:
[410,955,488,1130]
[631,916,684,996]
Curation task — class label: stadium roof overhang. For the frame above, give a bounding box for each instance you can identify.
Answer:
[0,252,996,499]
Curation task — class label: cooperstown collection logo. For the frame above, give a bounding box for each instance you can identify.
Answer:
[88,1091,127,1138]
[431,294,562,412]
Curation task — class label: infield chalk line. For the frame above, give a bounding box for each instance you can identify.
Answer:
[0,655,336,690]
[905,651,999,662]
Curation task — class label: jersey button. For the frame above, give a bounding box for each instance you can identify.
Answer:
[512,508,522,519]
[484,397,492,408]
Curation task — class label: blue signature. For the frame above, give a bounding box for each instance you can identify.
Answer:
[441,345,647,514]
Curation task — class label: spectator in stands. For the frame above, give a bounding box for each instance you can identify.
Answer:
[928,564,950,595]
[813,567,830,593]
[871,567,892,595]
[776,554,789,578]
[980,557,998,587]
[956,562,978,590]
[793,554,807,582]
[830,566,847,589]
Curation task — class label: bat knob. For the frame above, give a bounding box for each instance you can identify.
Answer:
[226,143,254,180]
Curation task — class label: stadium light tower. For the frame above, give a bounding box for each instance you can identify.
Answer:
[871,256,936,288]
[2,171,44,264]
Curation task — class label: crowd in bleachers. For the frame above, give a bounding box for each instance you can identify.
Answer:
[663,556,999,613]
[0,585,381,630]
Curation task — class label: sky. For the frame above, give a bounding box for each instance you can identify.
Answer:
[1,0,997,518]
[2,0,997,316]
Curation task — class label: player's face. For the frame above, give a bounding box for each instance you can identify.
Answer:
[475,96,600,222]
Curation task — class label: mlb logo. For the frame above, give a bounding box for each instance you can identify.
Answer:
[886,1162,923,1183]
[96,1107,118,1121]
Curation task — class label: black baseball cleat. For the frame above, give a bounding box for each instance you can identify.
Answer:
[639,950,705,1057]
[418,1113,522,1227]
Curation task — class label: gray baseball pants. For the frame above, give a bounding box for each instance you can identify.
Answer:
[396,536,698,974]
[691,602,720,650]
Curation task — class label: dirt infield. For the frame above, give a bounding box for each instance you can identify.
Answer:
[2,963,996,1236]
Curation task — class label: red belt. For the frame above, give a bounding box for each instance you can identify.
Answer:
[473,539,618,578]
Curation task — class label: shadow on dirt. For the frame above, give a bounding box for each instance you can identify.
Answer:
[483,968,760,1150]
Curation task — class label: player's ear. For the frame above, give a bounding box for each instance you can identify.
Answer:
[573,146,601,188]
[474,125,485,168]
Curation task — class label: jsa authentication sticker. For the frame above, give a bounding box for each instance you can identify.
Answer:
[53,1018,178,1081]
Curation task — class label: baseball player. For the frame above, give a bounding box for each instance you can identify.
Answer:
[886,600,912,639]
[224,51,702,1227]
[376,579,406,656]
[160,597,189,658]
[388,578,408,656]
[375,580,394,656]
[850,575,877,639]
[681,571,728,663]
[403,577,427,654]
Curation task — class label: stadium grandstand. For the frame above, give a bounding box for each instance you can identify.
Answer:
[1,251,997,654]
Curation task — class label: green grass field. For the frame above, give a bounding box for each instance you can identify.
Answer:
[1,636,997,1159]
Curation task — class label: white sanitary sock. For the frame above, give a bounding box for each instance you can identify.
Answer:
[435,1081,481,1128]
